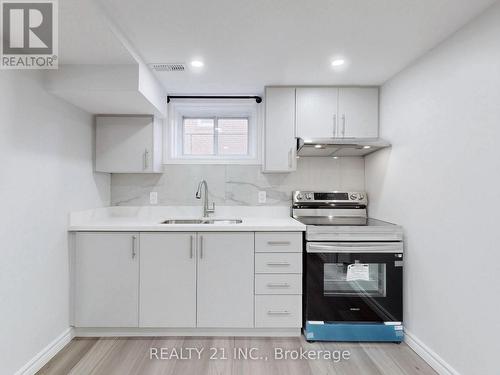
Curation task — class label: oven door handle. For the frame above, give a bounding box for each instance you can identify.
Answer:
[306,242,403,253]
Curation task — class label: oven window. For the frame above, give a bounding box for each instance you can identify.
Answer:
[324,263,387,297]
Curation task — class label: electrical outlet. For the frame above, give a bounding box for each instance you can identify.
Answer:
[149,191,158,205]
[258,191,267,204]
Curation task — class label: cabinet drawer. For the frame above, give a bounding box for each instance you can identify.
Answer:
[255,295,302,328]
[255,253,302,274]
[255,232,302,253]
[255,274,302,295]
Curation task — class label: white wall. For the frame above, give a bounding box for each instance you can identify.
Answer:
[366,3,500,375]
[0,71,110,375]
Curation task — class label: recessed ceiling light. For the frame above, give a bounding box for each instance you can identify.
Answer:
[333,156,339,159]
[190,60,204,68]
[363,145,371,149]
[314,144,323,149]
[331,59,345,67]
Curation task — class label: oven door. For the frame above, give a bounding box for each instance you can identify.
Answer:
[305,242,403,323]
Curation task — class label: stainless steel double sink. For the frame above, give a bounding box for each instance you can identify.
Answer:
[161,218,243,225]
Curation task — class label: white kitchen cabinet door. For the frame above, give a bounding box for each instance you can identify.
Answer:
[296,87,339,139]
[263,87,297,172]
[95,115,162,173]
[338,87,379,138]
[74,232,139,327]
[139,233,197,327]
[196,232,254,328]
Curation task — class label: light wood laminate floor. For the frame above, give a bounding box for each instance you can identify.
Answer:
[37,336,437,375]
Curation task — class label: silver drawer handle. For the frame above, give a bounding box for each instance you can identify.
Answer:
[266,262,290,266]
[268,310,291,315]
[267,283,290,288]
[341,114,346,137]
[190,235,194,259]
[267,241,291,246]
[199,235,203,259]
[143,149,149,170]
[131,235,137,259]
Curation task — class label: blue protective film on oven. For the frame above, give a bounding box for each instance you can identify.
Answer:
[304,321,404,342]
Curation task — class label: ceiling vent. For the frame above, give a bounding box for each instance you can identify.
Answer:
[150,63,186,72]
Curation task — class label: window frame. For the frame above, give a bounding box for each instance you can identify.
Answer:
[165,99,261,165]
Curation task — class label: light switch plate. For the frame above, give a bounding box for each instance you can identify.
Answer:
[258,191,267,204]
[149,191,158,205]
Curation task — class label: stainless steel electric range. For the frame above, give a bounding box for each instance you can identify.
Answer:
[292,191,404,342]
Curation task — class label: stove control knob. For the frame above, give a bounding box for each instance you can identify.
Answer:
[359,194,365,200]
[296,193,303,200]
[305,193,313,200]
[350,194,357,200]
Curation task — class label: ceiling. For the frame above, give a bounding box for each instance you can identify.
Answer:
[61,0,496,94]
[59,0,135,64]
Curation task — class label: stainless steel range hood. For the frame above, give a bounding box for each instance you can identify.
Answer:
[297,138,391,157]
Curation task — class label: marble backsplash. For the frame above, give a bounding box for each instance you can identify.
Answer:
[111,157,365,206]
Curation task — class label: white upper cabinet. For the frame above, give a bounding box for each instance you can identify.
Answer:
[263,87,297,172]
[95,115,162,173]
[295,87,379,140]
[338,87,379,138]
[296,87,339,139]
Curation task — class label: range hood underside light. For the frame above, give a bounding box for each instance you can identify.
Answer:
[296,138,391,157]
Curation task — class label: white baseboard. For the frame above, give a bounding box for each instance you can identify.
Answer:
[14,327,74,375]
[404,330,460,375]
[74,327,301,337]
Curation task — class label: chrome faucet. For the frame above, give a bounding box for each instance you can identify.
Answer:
[196,180,215,217]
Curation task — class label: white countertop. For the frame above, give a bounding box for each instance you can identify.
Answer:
[69,206,306,232]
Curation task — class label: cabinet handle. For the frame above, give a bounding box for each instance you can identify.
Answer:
[199,235,203,259]
[131,235,137,259]
[267,310,291,315]
[267,241,291,246]
[143,149,149,170]
[267,283,290,288]
[266,262,290,266]
[288,147,293,169]
[190,235,194,259]
[341,114,346,137]
[333,114,337,137]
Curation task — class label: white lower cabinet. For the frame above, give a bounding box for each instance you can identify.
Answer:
[139,233,197,327]
[255,253,302,273]
[255,274,302,295]
[254,232,303,329]
[73,231,302,332]
[139,232,254,328]
[196,232,254,328]
[74,232,139,327]
[255,295,302,328]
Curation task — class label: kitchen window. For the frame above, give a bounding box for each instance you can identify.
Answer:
[183,117,249,156]
[166,100,260,164]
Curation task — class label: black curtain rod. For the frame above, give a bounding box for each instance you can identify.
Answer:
[167,95,262,103]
